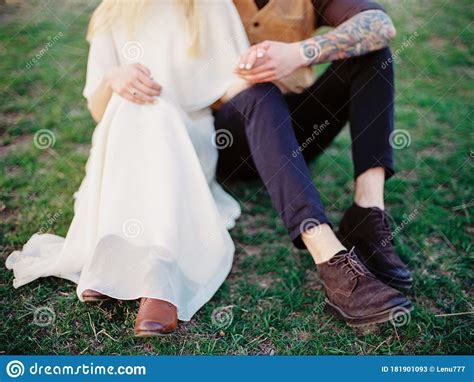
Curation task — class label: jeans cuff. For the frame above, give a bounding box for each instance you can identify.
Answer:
[354,162,395,182]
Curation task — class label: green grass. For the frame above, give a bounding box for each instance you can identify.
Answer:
[1,0,473,355]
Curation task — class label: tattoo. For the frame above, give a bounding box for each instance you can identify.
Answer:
[301,10,396,65]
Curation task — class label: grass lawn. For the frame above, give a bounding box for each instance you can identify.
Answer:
[1,0,473,355]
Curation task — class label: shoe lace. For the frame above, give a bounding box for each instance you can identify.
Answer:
[328,247,372,280]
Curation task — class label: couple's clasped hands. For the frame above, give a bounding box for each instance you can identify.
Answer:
[234,41,306,84]
[107,41,304,105]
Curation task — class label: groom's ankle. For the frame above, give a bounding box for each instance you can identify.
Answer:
[301,223,346,264]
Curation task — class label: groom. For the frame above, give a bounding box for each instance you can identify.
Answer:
[214,0,413,326]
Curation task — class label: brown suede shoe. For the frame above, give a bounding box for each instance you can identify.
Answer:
[82,289,111,302]
[317,248,412,326]
[339,203,412,289]
[134,298,178,337]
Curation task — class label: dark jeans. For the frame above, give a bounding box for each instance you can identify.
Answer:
[214,48,395,249]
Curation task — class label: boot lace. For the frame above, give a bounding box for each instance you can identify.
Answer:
[328,247,372,280]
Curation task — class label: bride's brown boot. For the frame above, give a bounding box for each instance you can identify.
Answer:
[134,298,178,337]
[82,289,111,302]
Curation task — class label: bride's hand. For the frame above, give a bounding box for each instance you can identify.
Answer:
[234,41,304,84]
[106,63,162,104]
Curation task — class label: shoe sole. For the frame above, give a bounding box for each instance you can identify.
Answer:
[83,296,111,302]
[336,231,413,290]
[325,298,413,327]
[134,330,175,337]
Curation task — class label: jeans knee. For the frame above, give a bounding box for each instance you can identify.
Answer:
[358,47,393,71]
[243,82,285,107]
[230,82,289,130]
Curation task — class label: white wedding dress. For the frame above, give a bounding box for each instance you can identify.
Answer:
[6,0,250,321]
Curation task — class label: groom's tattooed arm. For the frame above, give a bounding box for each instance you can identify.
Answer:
[301,10,396,65]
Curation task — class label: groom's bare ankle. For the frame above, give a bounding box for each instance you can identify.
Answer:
[301,223,346,264]
[354,167,385,210]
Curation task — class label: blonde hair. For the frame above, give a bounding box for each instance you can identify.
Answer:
[87,0,201,56]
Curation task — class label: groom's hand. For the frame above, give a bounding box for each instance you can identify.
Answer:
[234,41,306,84]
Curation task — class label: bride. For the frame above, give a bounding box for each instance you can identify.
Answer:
[6,0,250,336]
